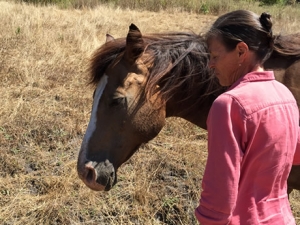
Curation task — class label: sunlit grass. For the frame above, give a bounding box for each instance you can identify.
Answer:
[0,1,299,224]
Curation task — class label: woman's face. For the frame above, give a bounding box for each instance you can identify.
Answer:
[208,38,241,86]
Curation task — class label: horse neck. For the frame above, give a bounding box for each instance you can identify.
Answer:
[165,91,217,130]
[264,53,300,70]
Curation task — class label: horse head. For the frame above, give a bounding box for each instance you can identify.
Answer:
[77,24,166,191]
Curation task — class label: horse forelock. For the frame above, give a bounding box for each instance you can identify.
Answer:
[89,38,126,87]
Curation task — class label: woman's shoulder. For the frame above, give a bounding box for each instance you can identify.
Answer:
[212,92,243,111]
[217,79,297,117]
[210,92,248,122]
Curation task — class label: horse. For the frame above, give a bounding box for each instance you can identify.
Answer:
[77,24,300,194]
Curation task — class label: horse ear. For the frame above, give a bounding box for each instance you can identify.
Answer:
[125,24,144,64]
[106,34,115,43]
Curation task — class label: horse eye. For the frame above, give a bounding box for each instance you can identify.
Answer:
[110,97,126,107]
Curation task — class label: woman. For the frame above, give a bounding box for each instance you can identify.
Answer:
[195,10,299,224]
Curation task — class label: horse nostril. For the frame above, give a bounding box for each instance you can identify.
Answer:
[86,167,95,183]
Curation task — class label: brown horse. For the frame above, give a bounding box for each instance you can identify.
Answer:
[77,24,300,194]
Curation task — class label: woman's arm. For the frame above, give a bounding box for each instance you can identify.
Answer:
[195,94,245,224]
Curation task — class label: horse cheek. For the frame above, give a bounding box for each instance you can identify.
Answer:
[133,99,166,142]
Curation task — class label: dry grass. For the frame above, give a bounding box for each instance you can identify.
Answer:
[0,1,300,224]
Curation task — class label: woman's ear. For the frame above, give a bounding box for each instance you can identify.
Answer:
[236,42,249,63]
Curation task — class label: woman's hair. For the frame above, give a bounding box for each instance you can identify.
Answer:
[206,10,274,63]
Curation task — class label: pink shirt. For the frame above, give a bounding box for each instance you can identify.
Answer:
[294,133,300,164]
[195,71,299,225]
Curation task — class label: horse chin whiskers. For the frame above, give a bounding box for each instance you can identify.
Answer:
[104,171,117,191]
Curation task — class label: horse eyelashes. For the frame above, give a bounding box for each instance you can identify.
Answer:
[109,97,127,107]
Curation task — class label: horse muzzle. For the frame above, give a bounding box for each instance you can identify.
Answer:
[78,159,116,191]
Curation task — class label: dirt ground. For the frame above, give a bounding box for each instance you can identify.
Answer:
[0,1,300,224]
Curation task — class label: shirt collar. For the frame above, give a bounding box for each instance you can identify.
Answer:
[227,70,275,91]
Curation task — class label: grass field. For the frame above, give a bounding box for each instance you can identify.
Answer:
[0,1,300,224]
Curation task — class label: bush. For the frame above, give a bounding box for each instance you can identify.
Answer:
[259,0,296,5]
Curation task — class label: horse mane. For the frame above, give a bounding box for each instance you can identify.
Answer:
[141,32,219,104]
[273,33,300,58]
[90,31,220,109]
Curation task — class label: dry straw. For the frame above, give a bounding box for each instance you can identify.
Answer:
[0,1,299,224]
